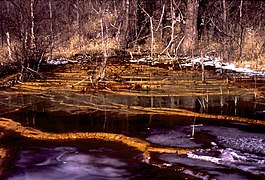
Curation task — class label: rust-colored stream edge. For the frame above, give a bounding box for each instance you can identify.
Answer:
[0,117,193,177]
[0,148,7,176]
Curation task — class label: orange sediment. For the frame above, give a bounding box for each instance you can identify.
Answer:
[0,148,7,176]
[0,117,193,176]
[0,117,192,154]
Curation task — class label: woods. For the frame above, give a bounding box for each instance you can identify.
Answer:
[0,0,264,79]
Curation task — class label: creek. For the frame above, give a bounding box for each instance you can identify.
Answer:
[1,57,265,179]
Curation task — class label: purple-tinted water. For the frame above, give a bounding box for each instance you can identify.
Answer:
[8,147,131,180]
[146,124,265,179]
[5,144,189,180]
[1,85,265,179]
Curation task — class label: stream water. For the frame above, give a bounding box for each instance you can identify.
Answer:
[6,143,187,180]
[1,91,265,179]
[1,59,265,179]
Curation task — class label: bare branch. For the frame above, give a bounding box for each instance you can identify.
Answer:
[155,4,165,31]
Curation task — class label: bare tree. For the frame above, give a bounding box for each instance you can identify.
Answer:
[238,0,244,59]
[48,0,54,60]
[6,32,13,61]
[160,0,180,55]
[74,0,82,51]
[4,1,13,62]
[30,0,35,48]
[120,0,130,50]
[222,0,228,62]
[140,6,154,59]
[181,0,199,55]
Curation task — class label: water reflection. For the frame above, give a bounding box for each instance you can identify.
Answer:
[7,147,131,180]
[1,91,264,122]
[6,145,191,180]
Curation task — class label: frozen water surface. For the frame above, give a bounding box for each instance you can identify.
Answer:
[146,127,202,148]
[7,147,130,180]
[201,125,265,155]
[145,124,217,148]
[6,145,191,180]
[148,124,265,179]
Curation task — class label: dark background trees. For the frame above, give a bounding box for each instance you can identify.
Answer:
[0,0,264,75]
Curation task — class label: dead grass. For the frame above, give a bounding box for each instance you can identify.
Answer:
[0,46,9,63]
[53,33,121,58]
[197,28,265,71]
[236,28,265,70]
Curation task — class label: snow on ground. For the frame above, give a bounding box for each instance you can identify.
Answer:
[45,58,78,65]
[129,55,265,76]
[188,56,264,76]
[46,54,265,76]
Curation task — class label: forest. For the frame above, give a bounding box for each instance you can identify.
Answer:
[0,0,264,80]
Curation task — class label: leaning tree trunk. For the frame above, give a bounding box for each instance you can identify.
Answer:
[181,0,199,55]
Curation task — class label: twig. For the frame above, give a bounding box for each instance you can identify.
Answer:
[160,36,178,55]
[72,77,90,87]
[175,35,185,56]
[26,67,43,78]
[155,4,165,31]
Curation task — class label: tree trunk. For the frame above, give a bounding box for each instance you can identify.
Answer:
[49,0,54,60]
[170,0,175,53]
[99,11,108,81]
[161,0,176,55]
[6,32,13,61]
[150,16,154,59]
[4,1,11,58]
[222,0,229,62]
[155,3,165,39]
[222,0,227,24]
[201,53,205,83]
[75,0,82,51]
[120,0,130,49]
[135,0,142,38]
[30,0,35,49]
[181,0,199,54]
[0,8,3,47]
[239,0,244,59]
[141,6,154,59]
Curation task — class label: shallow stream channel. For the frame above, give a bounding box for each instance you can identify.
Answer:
[1,57,265,179]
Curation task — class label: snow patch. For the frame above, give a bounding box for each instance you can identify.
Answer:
[187,148,265,176]
[45,58,78,65]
